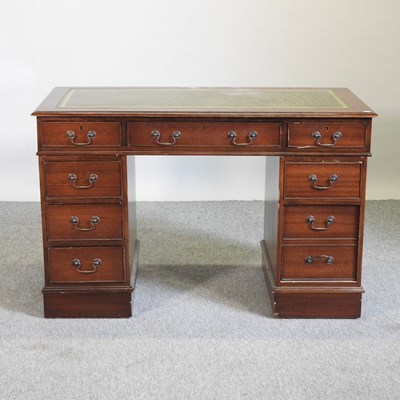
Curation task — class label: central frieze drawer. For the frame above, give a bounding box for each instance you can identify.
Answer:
[46,204,124,240]
[284,161,362,199]
[128,121,281,147]
[48,246,126,284]
[281,245,357,281]
[43,161,122,198]
[41,122,121,147]
[283,205,359,239]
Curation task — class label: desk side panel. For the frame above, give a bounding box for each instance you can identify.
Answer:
[263,156,281,278]
[127,156,139,290]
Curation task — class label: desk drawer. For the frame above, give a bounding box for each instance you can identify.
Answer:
[128,121,281,148]
[282,245,357,281]
[284,162,362,199]
[288,121,367,149]
[41,122,121,147]
[48,246,126,284]
[46,204,123,241]
[43,161,122,198]
[283,205,359,239]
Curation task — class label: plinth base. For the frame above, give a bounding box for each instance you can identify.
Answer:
[260,240,363,319]
[43,288,133,318]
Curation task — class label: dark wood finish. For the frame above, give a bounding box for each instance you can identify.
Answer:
[41,122,122,148]
[264,157,281,276]
[281,245,357,281]
[48,246,126,284]
[273,291,362,319]
[43,289,133,318]
[43,160,122,198]
[46,204,124,241]
[33,87,376,319]
[261,240,363,318]
[128,121,281,148]
[283,205,359,239]
[287,120,367,149]
[284,161,362,199]
[37,152,133,318]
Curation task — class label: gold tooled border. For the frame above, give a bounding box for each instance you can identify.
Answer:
[57,88,349,109]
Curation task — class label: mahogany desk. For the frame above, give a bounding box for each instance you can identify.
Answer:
[32,87,376,318]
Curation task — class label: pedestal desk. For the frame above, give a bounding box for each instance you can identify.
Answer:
[32,87,376,318]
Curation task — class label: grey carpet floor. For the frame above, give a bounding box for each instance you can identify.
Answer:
[0,201,399,400]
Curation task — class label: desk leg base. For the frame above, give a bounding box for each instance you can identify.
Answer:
[271,291,362,319]
[43,288,133,318]
[260,240,363,319]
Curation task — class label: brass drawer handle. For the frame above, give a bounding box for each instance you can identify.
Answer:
[68,173,98,189]
[66,130,96,146]
[304,255,334,265]
[306,215,335,231]
[311,131,342,147]
[72,258,102,274]
[309,174,338,190]
[151,130,181,146]
[70,215,100,231]
[227,130,258,146]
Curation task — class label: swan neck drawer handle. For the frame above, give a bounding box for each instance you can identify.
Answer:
[151,130,181,146]
[68,173,98,189]
[311,131,342,147]
[227,130,258,146]
[304,255,334,265]
[306,215,336,231]
[66,130,96,146]
[70,216,100,231]
[308,174,338,190]
[72,258,102,274]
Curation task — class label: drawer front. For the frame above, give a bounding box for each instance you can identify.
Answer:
[284,162,362,199]
[48,246,126,284]
[43,161,122,198]
[288,121,367,149]
[283,205,359,239]
[128,121,281,147]
[282,245,357,281]
[46,204,123,240]
[41,122,121,147]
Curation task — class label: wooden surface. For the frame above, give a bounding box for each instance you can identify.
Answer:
[33,87,376,117]
[34,87,375,318]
